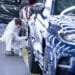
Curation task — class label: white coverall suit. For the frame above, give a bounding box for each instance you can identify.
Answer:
[0,19,26,52]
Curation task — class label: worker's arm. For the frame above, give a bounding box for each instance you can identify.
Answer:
[14,32,28,41]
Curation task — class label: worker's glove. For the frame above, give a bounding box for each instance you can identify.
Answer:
[24,36,28,41]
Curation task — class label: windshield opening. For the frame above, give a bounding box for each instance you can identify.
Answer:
[54,0,75,15]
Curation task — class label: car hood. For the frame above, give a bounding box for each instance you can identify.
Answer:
[47,15,75,45]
